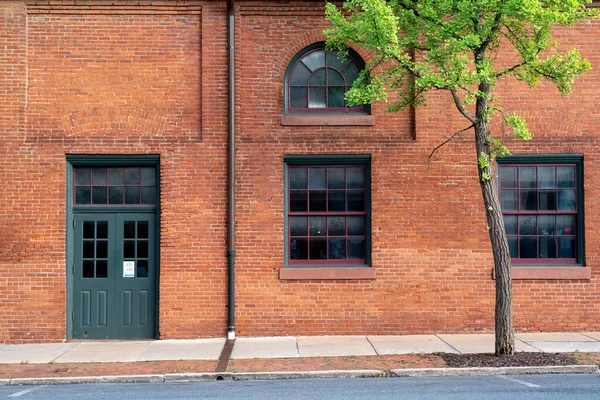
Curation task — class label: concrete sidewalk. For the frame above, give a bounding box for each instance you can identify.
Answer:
[1,332,600,364]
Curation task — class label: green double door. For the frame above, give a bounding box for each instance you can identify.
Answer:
[73,213,157,339]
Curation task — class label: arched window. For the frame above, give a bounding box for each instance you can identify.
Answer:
[285,43,368,114]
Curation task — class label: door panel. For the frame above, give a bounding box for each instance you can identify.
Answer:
[73,213,156,339]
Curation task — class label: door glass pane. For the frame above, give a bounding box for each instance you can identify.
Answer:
[83,222,95,239]
[290,216,308,236]
[499,167,517,189]
[538,190,556,211]
[289,168,307,190]
[328,216,345,236]
[519,190,537,211]
[328,191,345,212]
[92,187,107,204]
[503,215,517,235]
[558,190,576,211]
[308,87,326,108]
[290,191,308,212]
[125,187,140,204]
[519,215,536,235]
[124,221,136,239]
[290,238,308,260]
[96,221,108,239]
[96,260,108,278]
[137,260,149,278]
[309,168,326,189]
[348,238,365,259]
[137,221,149,239]
[83,241,95,258]
[538,167,556,188]
[309,191,326,212]
[92,168,107,185]
[328,238,346,259]
[557,166,575,188]
[96,241,108,259]
[328,168,345,189]
[309,238,327,259]
[500,190,517,211]
[137,241,148,258]
[124,241,135,259]
[309,217,326,236]
[519,237,537,258]
[539,237,556,258]
[519,167,537,188]
[76,187,91,204]
[347,191,364,212]
[537,215,554,235]
[82,260,94,278]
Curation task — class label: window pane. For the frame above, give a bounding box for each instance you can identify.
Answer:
[328,191,345,211]
[348,238,365,259]
[308,87,326,108]
[75,168,90,185]
[125,187,140,204]
[309,191,326,212]
[124,168,139,185]
[538,215,555,235]
[519,167,537,188]
[327,69,345,85]
[97,222,108,239]
[326,51,350,70]
[538,167,556,188]
[508,237,518,258]
[138,221,149,239]
[108,168,122,185]
[137,240,148,258]
[328,238,346,259]
[137,260,149,278]
[290,238,308,260]
[519,237,537,258]
[76,187,91,204]
[290,216,308,236]
[558,190,576,211]
[290,168,307,190]
[290,62,311,85]
[558,237,575,258]
[309,168,326,189]
[347,191,364,212]
[500,190,518,211]
[328,168,345,189]
[82,260,94,278]
[557,166,575,188]
[109,187,123,204]
[519,190,537,211]
[556,215,575,235]
[92,187,107,205]
[539,236,556,258]
[124,221,136,239]
[92,168,106,185]
[290,87,307,108]
[141,187,156,205]
[499,167,517,189]
[124,241,135,259]
[96,240,108,259]
[538,190,556,211]
[83,222,95,239]
[309,238,327,259]
[302,50,325,71]
[309,216,326,236]
[519,215,536,235]
[328,216,345,236]
[503,215,517,235]
[141,168,156,185]
[342,63,360,83]
[290,191,308,212]
[96,260,108,278]
[348,216,365,236]
[309,68,326,86]
[328,87,345,108]
[346,168,364,189]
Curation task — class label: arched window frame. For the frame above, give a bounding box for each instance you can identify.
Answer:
[284,43,369,115]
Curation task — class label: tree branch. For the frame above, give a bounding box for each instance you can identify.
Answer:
[450,89,477,123]
[427,124,474,170]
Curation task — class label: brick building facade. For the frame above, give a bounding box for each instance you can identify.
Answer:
[0,0,598,343]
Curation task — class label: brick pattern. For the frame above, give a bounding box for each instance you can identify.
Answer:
[0,0,599,343]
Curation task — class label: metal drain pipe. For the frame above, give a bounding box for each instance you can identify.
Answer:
[226,0,237,341]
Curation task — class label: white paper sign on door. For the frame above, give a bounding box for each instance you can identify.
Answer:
[123,261,135,278]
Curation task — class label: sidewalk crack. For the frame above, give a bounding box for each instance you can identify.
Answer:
[435,335,461,354]
[365,336,379,356]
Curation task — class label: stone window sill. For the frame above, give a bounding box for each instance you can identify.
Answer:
[280,267,376,280]
[280,114,375,126]
[492,267,591,280]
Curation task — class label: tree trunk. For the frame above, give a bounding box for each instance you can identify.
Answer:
[474,85,515,356]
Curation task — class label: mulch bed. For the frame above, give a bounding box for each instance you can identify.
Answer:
[442,352,577,368]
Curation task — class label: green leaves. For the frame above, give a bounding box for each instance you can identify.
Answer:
[505,113,531,140]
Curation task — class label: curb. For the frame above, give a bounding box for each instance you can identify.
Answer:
[2,365,597,386]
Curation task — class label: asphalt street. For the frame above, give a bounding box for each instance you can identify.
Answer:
[1,374,599,400]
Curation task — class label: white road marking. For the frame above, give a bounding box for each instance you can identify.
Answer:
[8,386,46,398]
[497,375,541,388]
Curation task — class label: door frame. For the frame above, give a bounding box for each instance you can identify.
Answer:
[66,155,160,340]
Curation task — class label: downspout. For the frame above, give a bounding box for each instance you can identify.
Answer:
[226,0,237,340]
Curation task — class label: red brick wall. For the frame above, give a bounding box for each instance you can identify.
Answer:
[1,0,599,343]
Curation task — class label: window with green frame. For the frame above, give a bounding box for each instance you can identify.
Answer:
[284,155,371,267]
[497,154,584,265]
